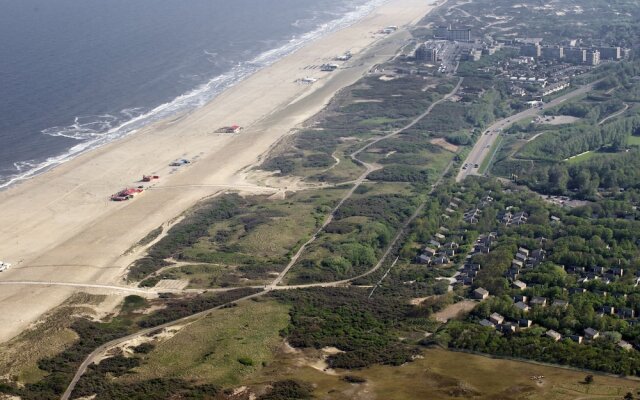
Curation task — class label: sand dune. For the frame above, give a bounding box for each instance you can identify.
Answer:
[0,0,435,343]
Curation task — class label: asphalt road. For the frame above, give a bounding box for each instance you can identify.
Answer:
[456,82,598,182]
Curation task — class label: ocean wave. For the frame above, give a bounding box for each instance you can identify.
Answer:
[0,0,390,190]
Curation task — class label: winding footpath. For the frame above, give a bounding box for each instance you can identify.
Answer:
[58,78,463,400]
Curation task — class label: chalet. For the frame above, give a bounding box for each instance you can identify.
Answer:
[464,263,481,272]
[474,287,489,300]
[462,276,475,285]
[445,249,456,257]
[511,260,524,269]
[569,287,586,295]
[531,249,546,261]
[499,323,517,334]
[600,306,615,315]
[464,208,482,224]
[433,256,450,265]
[546,329,562,342]
[444,242,459,250]
[593,290,608,297]
[434,233,446,241]
[475,244,491,254]
[618,340,634,351]
[610,267,624,277]
[490,313,505,325]
[515,252,528,263]
[423,247,437,257]
[445,207,455,214]
[584,327,600,340]
[550,215,561,223]
[416,254,432,265]
[531,296,547,307]
[513,280,527,290]
[518,319,533,328]
[566,266,585,274]
[618,308,636,319]
[518,248,530,257]
[515,301,530,312]
[429,240,442,249]
[511,211,528,225]
[439,226,450,233]
[591,266,606,275]
[552,299,569,309]
[479,319,495,328]
[570,335,584,344]
[513,294,528,303]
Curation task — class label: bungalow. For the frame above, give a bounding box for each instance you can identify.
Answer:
[473,287,489,300]
[570,335,584,344]
[518,248,530,257]
[550,215,561,223]
[515,301,530,312]
[445,249,456,257]
[546,329,562,342]
[429,240,442,249]
[444,242,459,250]
[618,340,634,351]
[416,254,431,265]
[490,313,505,325]
[600,306,615,315]
[475,244,491,254]
[552,299,569,309]
[584,327,600,340]
[618,308,636,319]
[569,287,586,295]
[531,249,546,261]
[433,256,450,265]
[434,233,446,241]
[610,267,624,277]
[531,296,547,307]
[515,252,528,263]
[513,294,528,303]
[518,319,533,328]
[511,259,524,269]
[479,319,495,328]
[499,323,517,334]
[591,266,606,275]
[423,247,437,257]
[513,280,527,290]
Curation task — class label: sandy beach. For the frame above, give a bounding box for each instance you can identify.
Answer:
[0,0,435,343]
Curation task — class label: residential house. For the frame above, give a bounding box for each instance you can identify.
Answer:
[570,335,583,344]
[473,287,489,300]
[552,299,569,309]
[531,296,547,307]
[513,280,527,290]
[600,306,615,315]
[618,308,636,319]
[518,319,532,328]
[618,340,633,351]
[584,327,600,340]
[490,313,505,325]
[416,254,431,264]
[479,319,495,328]
[515,301,530,312]
[546,329,562,342]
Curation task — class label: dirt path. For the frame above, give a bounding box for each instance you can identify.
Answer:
[598,103,629,125]
[58,62,466,400]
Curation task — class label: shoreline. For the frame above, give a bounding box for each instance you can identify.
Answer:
[0,0,392,191]
[0,0,435,343]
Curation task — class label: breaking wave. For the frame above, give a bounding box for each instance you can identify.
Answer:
[0,0,389,189]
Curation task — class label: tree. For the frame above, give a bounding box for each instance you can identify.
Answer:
[624,392,634,400]
[584,374,594,384]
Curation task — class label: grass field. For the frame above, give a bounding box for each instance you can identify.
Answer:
[125,299,290,387]
[252,347,640,400]
[628,135,640,146]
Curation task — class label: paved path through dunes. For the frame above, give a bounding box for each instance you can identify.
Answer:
[0,0,437,344]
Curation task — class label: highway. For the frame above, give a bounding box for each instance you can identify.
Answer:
[456,81,598,182]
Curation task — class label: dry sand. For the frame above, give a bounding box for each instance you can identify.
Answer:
[0,0,437,343]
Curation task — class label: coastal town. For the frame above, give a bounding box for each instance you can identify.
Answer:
[1,0,640,399]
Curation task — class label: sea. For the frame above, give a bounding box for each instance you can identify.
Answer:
[0,0,388,189]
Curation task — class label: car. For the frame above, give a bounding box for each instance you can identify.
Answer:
[474,163,479,168]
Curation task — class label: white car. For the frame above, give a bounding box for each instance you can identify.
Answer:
[0,261,11,272]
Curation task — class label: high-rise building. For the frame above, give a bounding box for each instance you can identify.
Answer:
[520,44,541,58]
[415,44,438,62]
[597,46,622,60]
[433,24,471,42]
[586,50,600,66]
[564,47,586,64]
[541,46,564,60]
